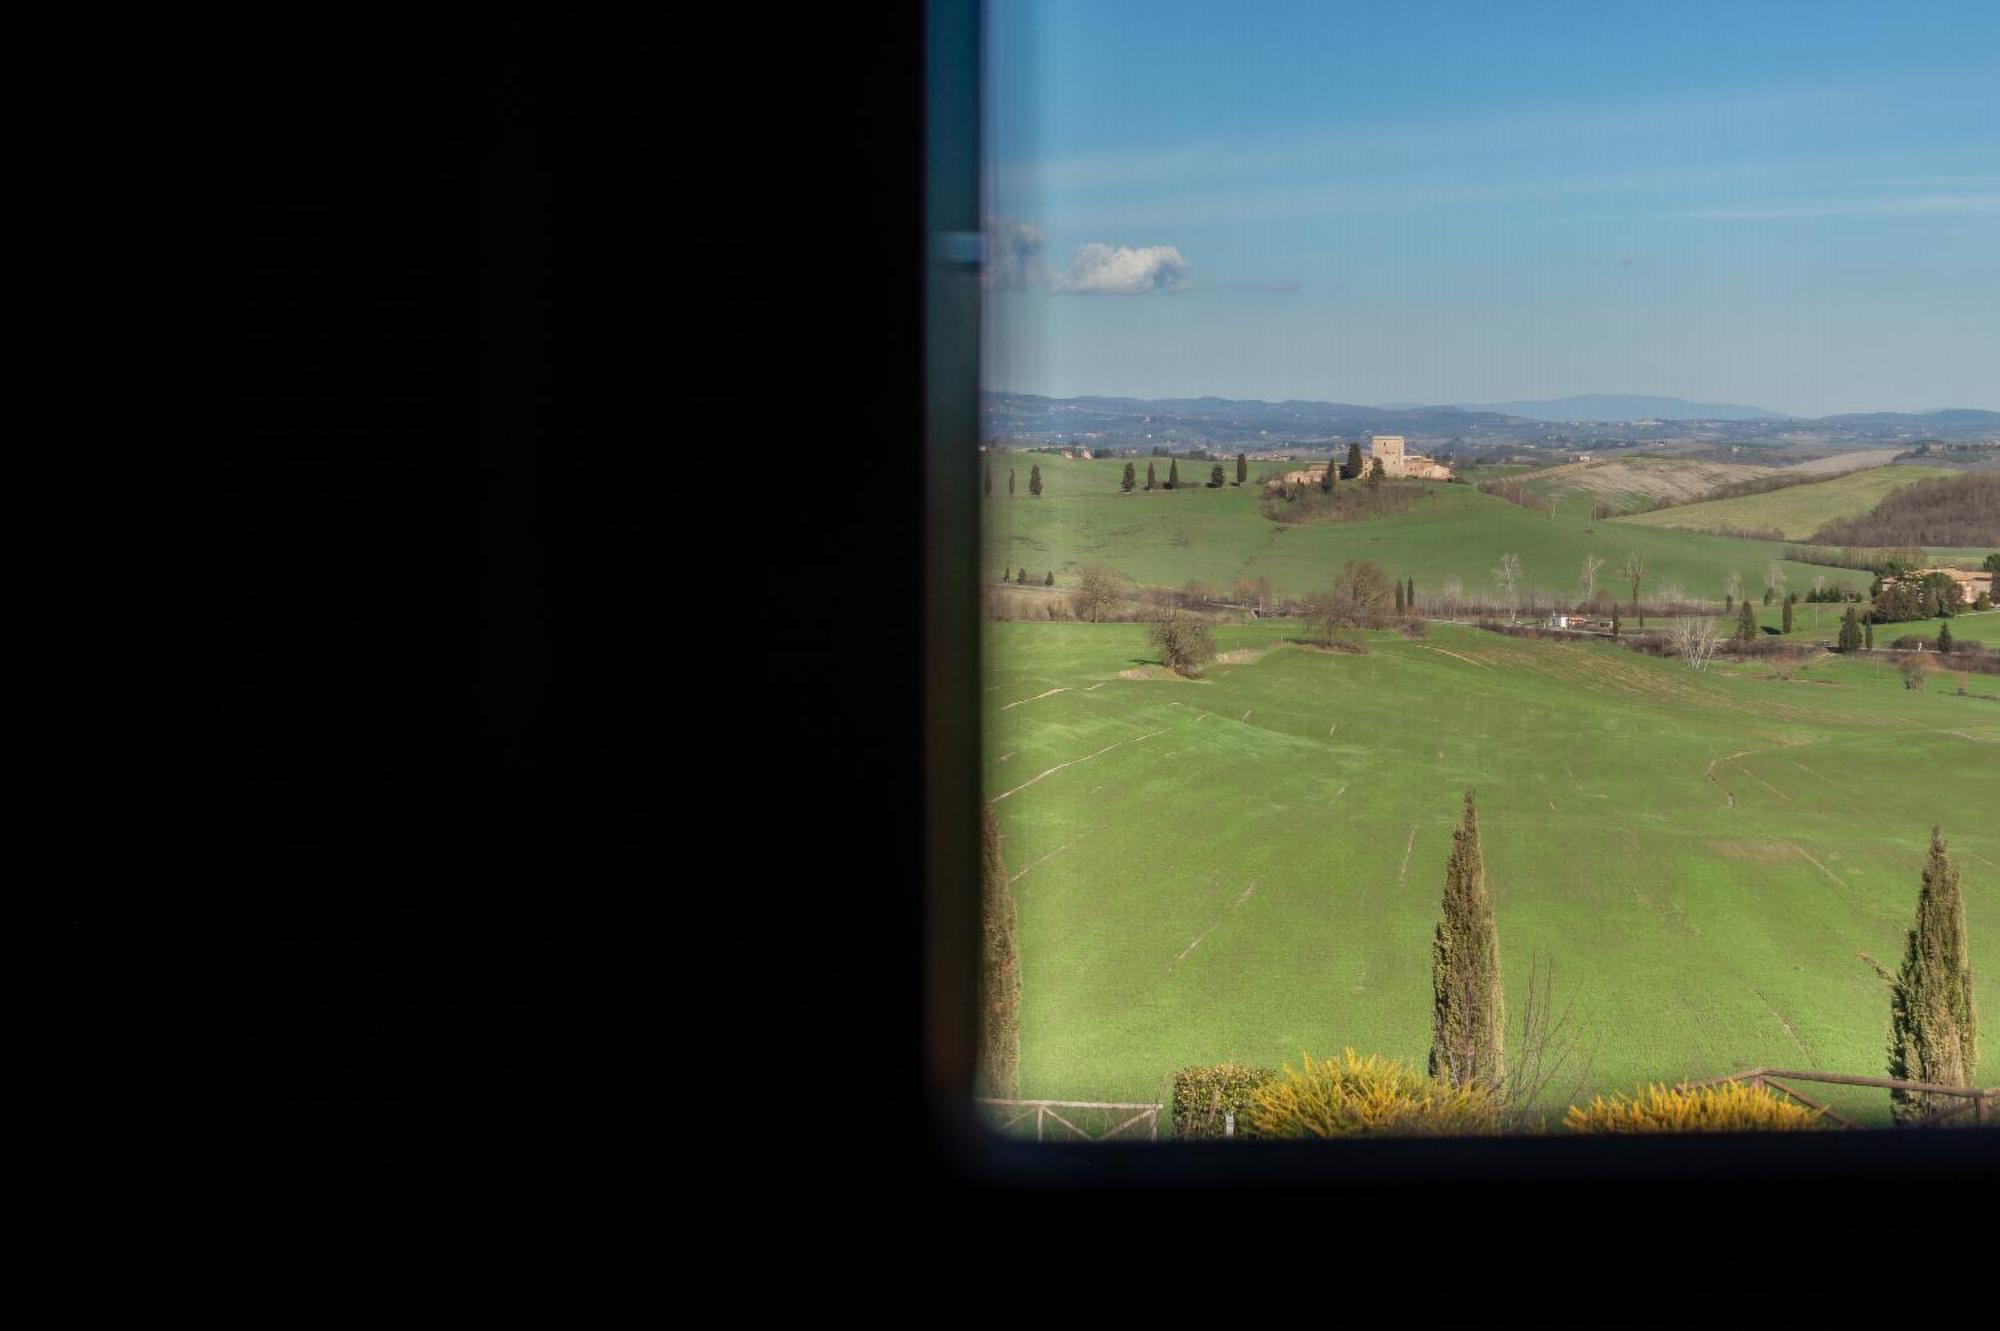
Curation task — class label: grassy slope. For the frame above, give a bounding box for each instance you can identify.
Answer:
[1616,464,1960,540]
[986,620,2000,1125]
[983,456,1874,603]
[1510,457,1777,515]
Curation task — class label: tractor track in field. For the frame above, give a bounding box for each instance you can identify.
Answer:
[991,729,1166,802]
[1175,882,1257,965]
[1001,687,1068,711]
[1736,767,1792,804]
[1756,990,1816,1063]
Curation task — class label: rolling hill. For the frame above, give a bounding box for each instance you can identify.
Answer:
[986,619,2000,1123]
[1616,464,1963,541]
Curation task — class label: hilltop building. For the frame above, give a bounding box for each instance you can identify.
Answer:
[1368,435,1454,480]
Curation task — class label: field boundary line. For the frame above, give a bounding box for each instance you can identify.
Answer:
[1002,687,1068,711]
[992,730,1166,802]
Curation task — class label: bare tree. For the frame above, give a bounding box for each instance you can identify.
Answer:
[1493,553,1522,618]
[1440,576,1464,616]
[1725,571,1743,605]
[1496,956,1596,1132]
[1580,553,1604,602]
[1764,562,1787,604]
[1310,560,1394,642]
[1149,607,1217,677]
[1072,564,1123,623]
[1620,552,1647,619]
[1669,615,1722,670]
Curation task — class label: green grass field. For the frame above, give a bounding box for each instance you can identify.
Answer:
[1507,456,1777,515]
[985,619,2000,1126]
[982,456,1876,604]
[1615,464,1960,540]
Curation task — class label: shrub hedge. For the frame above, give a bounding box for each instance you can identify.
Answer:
[1563,1081,1825,1133]
[1245,1050,1501,1138]
[1171,1063,1278,1138]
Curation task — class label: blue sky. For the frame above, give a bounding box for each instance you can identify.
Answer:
[981,1,1999,415]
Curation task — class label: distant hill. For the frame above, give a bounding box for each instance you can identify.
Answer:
[1455,394,1790,422]
[981,393,1525,446]
[1816,409,2000,428]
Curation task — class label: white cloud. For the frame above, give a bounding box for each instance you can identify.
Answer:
[1050,242,1191,294]
[983,217,1046,290]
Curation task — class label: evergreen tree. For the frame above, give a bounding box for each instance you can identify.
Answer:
[1724,593,1733,612]
[1009,468,1016,496]
[1886,828,1979,1123]
[1122,462,1136,492]
[1320,457,1334,493]
[1029,464,1043,497]
[1736,599,1758,644]
[1611,606,1621,637]
[1236,452,1247,485]
[1044,570,1054,587]
[1407,577,1416,611]
[1146,462,1157,491]
[1209,463,1226,488]
[1430,791,1504,1090]
[1395,581,1406,613]
[1938,621,1953,654]
[1167,459,1179,490]
[977,802,1022,1100]
[1016,567,1027,584]
[1782,598,1794,634]
[1366,457,1384,488]
[1839,606,1862,652]
[1763,587,1774,606]
[1343,442,1364,480]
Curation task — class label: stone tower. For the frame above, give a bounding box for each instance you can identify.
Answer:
[1369,434,1407,478]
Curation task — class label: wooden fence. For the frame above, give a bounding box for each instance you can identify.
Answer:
[975,1098,1162,1141]
[1682,1067,1997,1129]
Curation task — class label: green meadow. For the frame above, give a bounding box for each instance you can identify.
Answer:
[984,619,2000,1125]
[982,455,1875,604]
[1615,463,1961,540]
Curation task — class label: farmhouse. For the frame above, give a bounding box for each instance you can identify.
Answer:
[1368,435,1454,480]
[1880,565,1993,601]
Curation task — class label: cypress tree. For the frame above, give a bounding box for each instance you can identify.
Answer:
[1430,791,1505,1090]
[1938,622,1953,654]
[1009,468,1016,496]
[1344,441,1364,480]
[1367,458,1384,488]
[1209,463,1225,488]
[1044,570,1054,586]
[1886,828,1978,1123]
[1236,452,1247,485]
[1122,462,1136,492]
[1029,464,1043,497]
[1782,598,1793,634]
[977,802,1022,1100]
[1167,459,1179,490]
[1145,462,1157,491]
[1724,593,1733,612]
[1736,599,1758,644]
[1839,606,1862,652]
[1320,458,1334,493]
[1407,577,1416,611]
[1016,567,1027,584]
[1395,581,1406,613]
